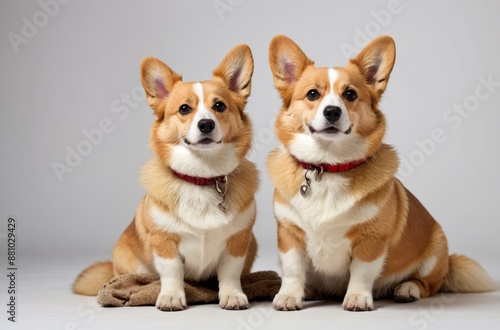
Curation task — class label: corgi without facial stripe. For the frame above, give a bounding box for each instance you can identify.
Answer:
[267,35,495,311]
[73,44,259,311]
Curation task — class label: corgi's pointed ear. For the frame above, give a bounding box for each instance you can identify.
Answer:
[269,35,314,102]
[212,44,254,100]
[351,35,396,97]
[140,57,182,119]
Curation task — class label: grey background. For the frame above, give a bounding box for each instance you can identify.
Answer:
[1,0,499,269]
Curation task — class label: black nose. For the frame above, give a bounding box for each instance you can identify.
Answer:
[323,106,342,123]
[198,119,215,134]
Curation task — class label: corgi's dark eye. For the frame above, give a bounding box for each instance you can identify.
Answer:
[213,101,226,113]
[306,89,320,101]
[179,104,192,115]
[343,89,357,102]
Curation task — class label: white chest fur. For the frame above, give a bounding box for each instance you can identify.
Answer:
[153,179,238,232]
[151,194,255,281]
[274,173,379,278]
[178,227,235,280]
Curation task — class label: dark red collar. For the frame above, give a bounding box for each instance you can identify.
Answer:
[171,169,226,186]
[295,158,366,173]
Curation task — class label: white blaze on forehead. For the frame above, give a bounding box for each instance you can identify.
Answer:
[193,82,204,102]
[328,68,339,94]
[191,82,216,122]
[192,82,212,118]
[325,67,342,105]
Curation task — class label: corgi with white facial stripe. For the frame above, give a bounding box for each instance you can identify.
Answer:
[267,35,495,311]
[73,44,259,311]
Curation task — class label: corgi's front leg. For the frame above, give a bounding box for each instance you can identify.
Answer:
[218,225,255,310]
[342,252,386,312]
[273,220,308,311]
[218,253,248,310]
[152,234,186,311]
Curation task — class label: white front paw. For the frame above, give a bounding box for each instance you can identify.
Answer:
[156,291,187,311]
[272,293,303,311]
[219,290,249,310]
[342,292,374,311]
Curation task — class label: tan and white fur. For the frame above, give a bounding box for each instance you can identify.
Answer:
[73,44,259,311]
[267,35,496,311]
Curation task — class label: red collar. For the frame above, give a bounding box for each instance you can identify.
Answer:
[171,169,226,186]
[295,158,366,173]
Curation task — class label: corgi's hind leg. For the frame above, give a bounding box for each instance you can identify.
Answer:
[242,232,258,274]
[394,251,449,302]
[112,221,153,276]
[394,220,449,303]
[394,280,422,302]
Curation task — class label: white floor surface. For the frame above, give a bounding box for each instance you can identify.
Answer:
[1,252,499,330]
